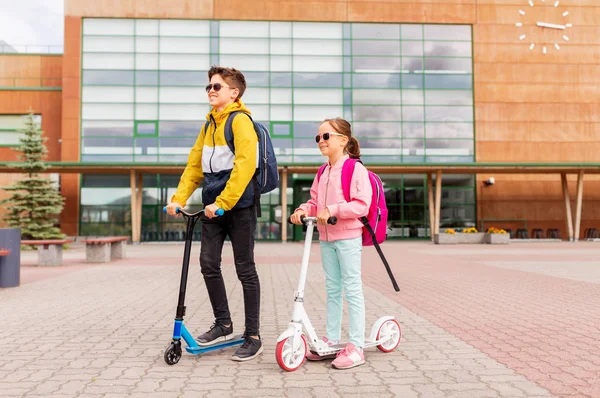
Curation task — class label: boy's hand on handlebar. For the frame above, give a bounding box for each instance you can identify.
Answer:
[204,203,219,218]
[165,202,183,216]
[290,210,306,225]
[317,208,332,226]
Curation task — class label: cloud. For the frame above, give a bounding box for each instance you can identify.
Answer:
[0,0,64,52]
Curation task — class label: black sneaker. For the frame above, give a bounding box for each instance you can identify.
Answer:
[197,323,234,346]
[231,335,263,362]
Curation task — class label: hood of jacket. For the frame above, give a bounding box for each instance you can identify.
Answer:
[206,99,252,125]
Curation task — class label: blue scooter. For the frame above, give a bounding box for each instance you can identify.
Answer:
[162,206,245,365]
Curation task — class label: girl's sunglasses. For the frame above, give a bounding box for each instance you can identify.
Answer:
[315,132,345,143]
[205,83,230,93]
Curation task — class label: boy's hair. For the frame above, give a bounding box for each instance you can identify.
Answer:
[208,66,246,99]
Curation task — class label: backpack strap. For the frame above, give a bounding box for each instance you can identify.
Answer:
[317,158,361,202]
[317,164,328,182]
[223,110,261,217]
[203,120,211,136]
[223,110,245,154]
[361,216,400,292]
[340,158,361,202]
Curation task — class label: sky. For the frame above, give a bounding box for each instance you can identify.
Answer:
[0,0,64,52]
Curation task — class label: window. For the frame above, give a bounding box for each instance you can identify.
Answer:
[82,121,134,137]
[270,122,292,138]
[80,18,474,165]
[135,121,158,136]
[0,114,42,146]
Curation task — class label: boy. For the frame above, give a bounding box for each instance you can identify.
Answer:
[165,66,262,361]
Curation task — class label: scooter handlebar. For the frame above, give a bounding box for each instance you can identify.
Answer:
[162,207,224,217]
[287,215,337,225]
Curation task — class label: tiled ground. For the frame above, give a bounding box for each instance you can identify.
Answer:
[2,240,599,397]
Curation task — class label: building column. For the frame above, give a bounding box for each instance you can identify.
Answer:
[130,170,143,244]
[434,170,442,237]
[574,171,585,242]
[280,167,288,242]
[136,172,143,243]
[561,173,574,241]
[427,173,435,242]
[130,170,138,243]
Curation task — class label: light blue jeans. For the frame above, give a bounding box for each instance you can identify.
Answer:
[319,236,365,348]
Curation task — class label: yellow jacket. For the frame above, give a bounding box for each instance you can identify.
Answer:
[171,100,258,211]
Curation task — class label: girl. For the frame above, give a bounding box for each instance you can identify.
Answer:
[290,117,372,370]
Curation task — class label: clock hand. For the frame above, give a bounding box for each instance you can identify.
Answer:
[536,22,566,30]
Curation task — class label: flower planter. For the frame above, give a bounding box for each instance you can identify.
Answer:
[434,232,485,245]
[484,233,510,244]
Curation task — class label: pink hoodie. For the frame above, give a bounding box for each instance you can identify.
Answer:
[297,155,372,242]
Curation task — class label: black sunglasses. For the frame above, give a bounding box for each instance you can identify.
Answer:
[205,83,231,93]
[315,132,345,143]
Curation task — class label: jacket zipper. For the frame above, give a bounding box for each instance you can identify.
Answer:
[324,165,331,241]
[208,114,216,173]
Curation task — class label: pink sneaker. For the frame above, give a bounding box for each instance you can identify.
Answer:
[306,337,338,361]
[331,343,365,369]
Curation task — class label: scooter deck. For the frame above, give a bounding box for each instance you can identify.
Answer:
[185,334,245,355]
[308,339,383,356]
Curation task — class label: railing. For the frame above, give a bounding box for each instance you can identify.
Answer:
[480,218,528,231]
[0,45,63,54]
[0,77,62,89]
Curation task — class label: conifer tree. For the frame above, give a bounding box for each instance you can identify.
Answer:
[1,111,65,239]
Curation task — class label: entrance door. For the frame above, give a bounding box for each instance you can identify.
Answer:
[292,178,319,241]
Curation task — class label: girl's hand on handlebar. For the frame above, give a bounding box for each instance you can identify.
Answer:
[290,210,306,225]
[165,202,183,216]
[317,208,332,226]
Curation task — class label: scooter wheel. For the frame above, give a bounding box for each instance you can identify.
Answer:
[376,319,402,353]
[275,335,307,372]
[164,341,182,365]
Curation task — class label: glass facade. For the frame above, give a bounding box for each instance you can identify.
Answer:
[292,173,475,241]
[80,174,287,242]
[79,18,475,240]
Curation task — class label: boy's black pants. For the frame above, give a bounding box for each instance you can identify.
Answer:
[199,206,260,336]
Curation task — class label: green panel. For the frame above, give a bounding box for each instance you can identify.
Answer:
[270,121,292,138]
[135,120,158,137]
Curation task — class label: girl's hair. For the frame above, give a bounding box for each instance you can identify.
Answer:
[321,117,361,159]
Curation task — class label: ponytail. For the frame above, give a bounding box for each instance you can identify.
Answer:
[345,136,361,159]
[321,117,361,159]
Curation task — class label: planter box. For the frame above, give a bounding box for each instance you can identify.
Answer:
[434,233,485,244]
[484,233,510,244]
[0,228,20,288]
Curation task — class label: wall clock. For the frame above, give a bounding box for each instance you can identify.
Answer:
[516,0,572,54]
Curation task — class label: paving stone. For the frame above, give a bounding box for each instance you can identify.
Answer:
[5,242,586,398]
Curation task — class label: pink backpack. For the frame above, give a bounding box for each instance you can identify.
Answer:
[317,158,399,292]
[317,158,388,246]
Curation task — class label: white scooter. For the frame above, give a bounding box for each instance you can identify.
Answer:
[275,215,402,372]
